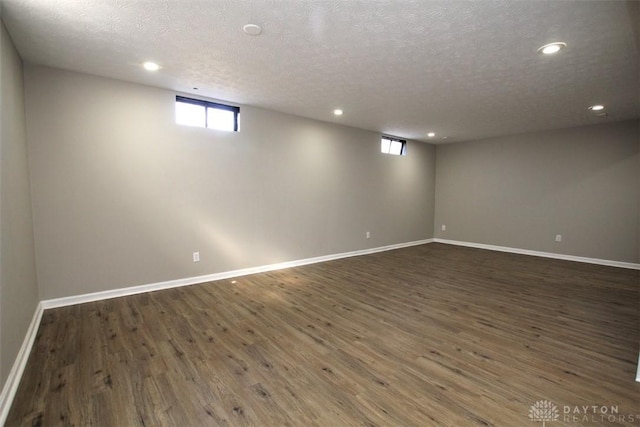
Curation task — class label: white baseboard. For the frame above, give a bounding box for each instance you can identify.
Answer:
[38,237,639,311]
[41,239,434,309]
[0,302,43,426]
[434,239,640,270]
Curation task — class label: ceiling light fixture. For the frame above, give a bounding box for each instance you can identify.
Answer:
[537,42,566,55]
[333,109,343,116]
[243,24,262,36]
[588,104,605,111]
[143,61,160,71]
[427,132,435,137]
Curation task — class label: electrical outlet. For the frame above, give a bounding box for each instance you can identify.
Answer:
[193,251,200,262]
[441,225,446,231]
[366,231,371,239]
[555,234,562,243]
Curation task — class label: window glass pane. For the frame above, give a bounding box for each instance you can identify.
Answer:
[176,102,206,127]
[389,140,403,155]
[207,107,235,131]
[381,138,391,153]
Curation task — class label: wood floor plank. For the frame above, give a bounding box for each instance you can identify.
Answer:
[5,243,639,426]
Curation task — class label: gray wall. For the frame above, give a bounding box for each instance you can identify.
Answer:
[24,65,436,300]
[434,120,640,263]
[0,22,39,388]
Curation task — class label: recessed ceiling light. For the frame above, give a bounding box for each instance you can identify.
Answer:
[333,109,343,116]
[243,24,262,36]
[427,132,436,137]
[143,61,160,71]
[537,42,566,55]
[588,104,605,111]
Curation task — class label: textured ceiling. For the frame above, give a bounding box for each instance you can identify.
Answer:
[1,0,638,143]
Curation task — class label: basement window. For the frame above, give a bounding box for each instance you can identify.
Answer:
[381,136,406,156]
[175,96,240,131]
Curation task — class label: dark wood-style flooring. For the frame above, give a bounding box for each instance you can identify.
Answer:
[6,243,640,426]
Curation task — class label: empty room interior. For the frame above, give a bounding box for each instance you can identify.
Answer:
[0,1,639,426]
